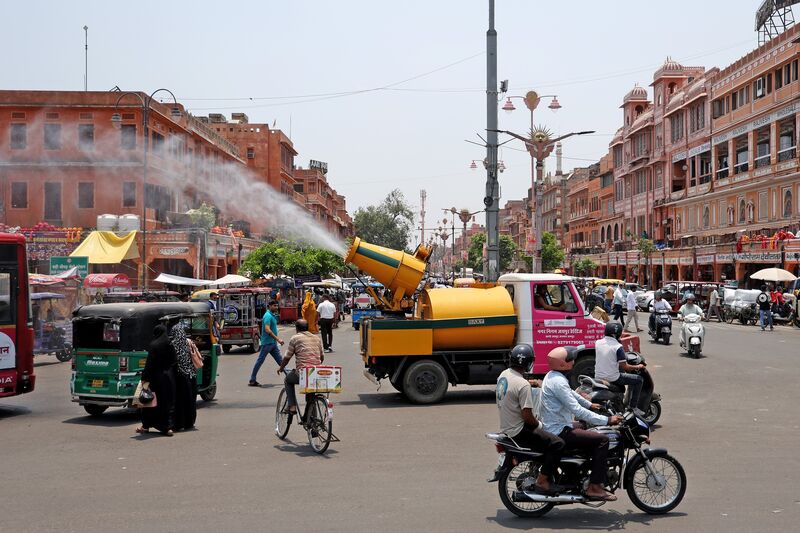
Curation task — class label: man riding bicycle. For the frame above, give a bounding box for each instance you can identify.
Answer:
[277,319,324,414]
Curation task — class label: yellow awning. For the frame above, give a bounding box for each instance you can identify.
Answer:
[70,231,139,264]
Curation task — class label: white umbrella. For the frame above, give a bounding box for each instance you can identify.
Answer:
[750,268,797,283]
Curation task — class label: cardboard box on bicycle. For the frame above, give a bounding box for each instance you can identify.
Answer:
[299,365,342,394]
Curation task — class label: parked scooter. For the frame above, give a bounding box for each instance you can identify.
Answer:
[486,410,686,518]
[679,313,705,358]
[771,302,799,327]
[649,310,672,345]
[576,352,662,425]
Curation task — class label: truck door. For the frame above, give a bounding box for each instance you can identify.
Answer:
[530,282,595,374]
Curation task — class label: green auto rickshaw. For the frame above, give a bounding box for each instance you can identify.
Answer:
[70,302,219,416]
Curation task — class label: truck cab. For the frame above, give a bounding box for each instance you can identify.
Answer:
[500,273,640,380]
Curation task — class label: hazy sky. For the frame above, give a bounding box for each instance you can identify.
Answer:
[1,0,773,245]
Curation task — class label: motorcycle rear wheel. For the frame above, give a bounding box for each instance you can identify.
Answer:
[498,461,554,518]
[643,401,662,425]
[626,454,686,514]
[661,333,670,346]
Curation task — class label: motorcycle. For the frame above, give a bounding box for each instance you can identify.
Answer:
[575,352,662,425]
[486,410,686,518]
[771,301,799,327]
[34,322,73,362]
[679,313,704,358]
[648,310,672,345]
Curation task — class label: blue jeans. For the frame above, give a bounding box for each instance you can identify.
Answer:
[613,372,644,409]
[250,343,283,382]
[760,310,773,330]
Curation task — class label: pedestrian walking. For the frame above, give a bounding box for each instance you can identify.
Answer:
[249,300,284,386]
[170,322,198,431]
[137,324,177,437]
[301,291,319,334]
[317,294,337,353]
[757,285,773,331]
[707,287,723,322]
[612,283,626,323]
[623,289,642,332]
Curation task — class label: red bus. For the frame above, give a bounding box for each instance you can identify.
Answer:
[0,233,35,398]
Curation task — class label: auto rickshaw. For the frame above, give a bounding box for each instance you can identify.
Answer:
[32,292,73,362]
[217,287,272,353]
[70,302,219,416]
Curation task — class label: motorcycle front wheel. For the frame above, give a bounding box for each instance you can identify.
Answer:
[498,461,554,518]
[626,454,686,514]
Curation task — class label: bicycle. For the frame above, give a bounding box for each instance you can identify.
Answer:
[275,388,339,454]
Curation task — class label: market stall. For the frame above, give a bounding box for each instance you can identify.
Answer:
[83,273,132,303]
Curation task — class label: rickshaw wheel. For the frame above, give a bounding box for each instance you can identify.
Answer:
[56,347,73,362]
[222,345,232,354]
[199,384,217,402]
[83,404,108,416]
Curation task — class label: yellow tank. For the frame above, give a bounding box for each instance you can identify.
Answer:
[416,286,516,350]
[345,237,430,311]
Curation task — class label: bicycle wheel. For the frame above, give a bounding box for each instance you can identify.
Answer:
[306,395,333,454]
[275,389,293,439]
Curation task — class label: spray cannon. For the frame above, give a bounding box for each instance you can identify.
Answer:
[345,237,431,313]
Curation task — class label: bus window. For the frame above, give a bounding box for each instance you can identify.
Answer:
[0,272,13,324]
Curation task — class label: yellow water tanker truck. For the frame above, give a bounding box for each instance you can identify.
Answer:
[345,238,640,404]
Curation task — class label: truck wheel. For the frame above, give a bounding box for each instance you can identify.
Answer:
[83,404,108,416]
[570,356,596,389]
[402,360,448,404]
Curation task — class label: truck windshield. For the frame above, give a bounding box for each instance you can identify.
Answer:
[534,284,579,313]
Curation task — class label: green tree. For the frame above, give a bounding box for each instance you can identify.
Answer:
[637,238,656,286]
[541,232,565,272]
[240,240,344,279]
[572,258,598,277]
[353,189,414,250]
[466,233,518,273]
[187,202,216,229]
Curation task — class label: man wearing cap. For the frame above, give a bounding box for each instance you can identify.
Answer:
[541,346,621,502]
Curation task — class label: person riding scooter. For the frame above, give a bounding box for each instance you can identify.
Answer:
[678,293,704,351]
[594,322,644,412]
[649,291,672,331]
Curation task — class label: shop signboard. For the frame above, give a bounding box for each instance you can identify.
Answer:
[293,274,322,288]
[679,256,693,265]
[697,254,715,265]
[50,256,88,277]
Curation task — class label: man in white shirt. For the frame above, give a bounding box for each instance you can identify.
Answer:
[594,322,644,410]
[623,289,642,332]
[611,284,626,322]
[316,294,337,353]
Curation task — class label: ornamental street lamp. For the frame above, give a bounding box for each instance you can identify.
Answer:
[450,207,484,276]
[111,89,181,290]
[490,126,595,273]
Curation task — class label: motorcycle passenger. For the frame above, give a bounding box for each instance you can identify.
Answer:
[496,345,565,495]
[649,291,672,332]
[757,284,773,331]
[678,294,704,346]
[594,322,644,411]
[541,346,622,502]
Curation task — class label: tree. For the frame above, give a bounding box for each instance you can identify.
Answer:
[466,233,518,273]
[187,202,216,229]
[541,232,565,273]
[353,189,414,250]
[572,258,598,277]
[637,238,656,286]
[240,239,344,279]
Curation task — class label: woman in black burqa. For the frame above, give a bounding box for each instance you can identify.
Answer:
[170,323,198,431]
[137,324,177,436]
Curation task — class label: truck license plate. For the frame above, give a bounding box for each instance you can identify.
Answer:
[91,379,104,387]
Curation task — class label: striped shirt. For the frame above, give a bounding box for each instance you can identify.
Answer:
[285,331,323,370]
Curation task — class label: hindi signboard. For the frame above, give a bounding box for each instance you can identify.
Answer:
[49,256,88,278]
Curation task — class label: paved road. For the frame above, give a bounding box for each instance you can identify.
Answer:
[2,313,799,532]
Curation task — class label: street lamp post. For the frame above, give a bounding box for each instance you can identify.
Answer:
[438,226,450,278]
[451,207,483,277]
[111,89,180,291]
[491,127,595,273]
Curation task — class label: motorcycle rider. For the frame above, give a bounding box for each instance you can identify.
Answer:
[541,346,622,502]
[649,291,672,332]
[677,294,704,347]
[594,322,645,411]
[496,345,565,495]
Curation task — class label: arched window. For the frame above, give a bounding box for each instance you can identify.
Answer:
[727,206,735,225]
[635,105,644,116]
[746,202,755,222]
[702,206,710,228]
[601,227,606,242]
[676,215,682,232]
[668,82,676,94]
[614,224,619,241]
[607,225,612,242]
[784,189,793,218]
[738,199,746,223]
